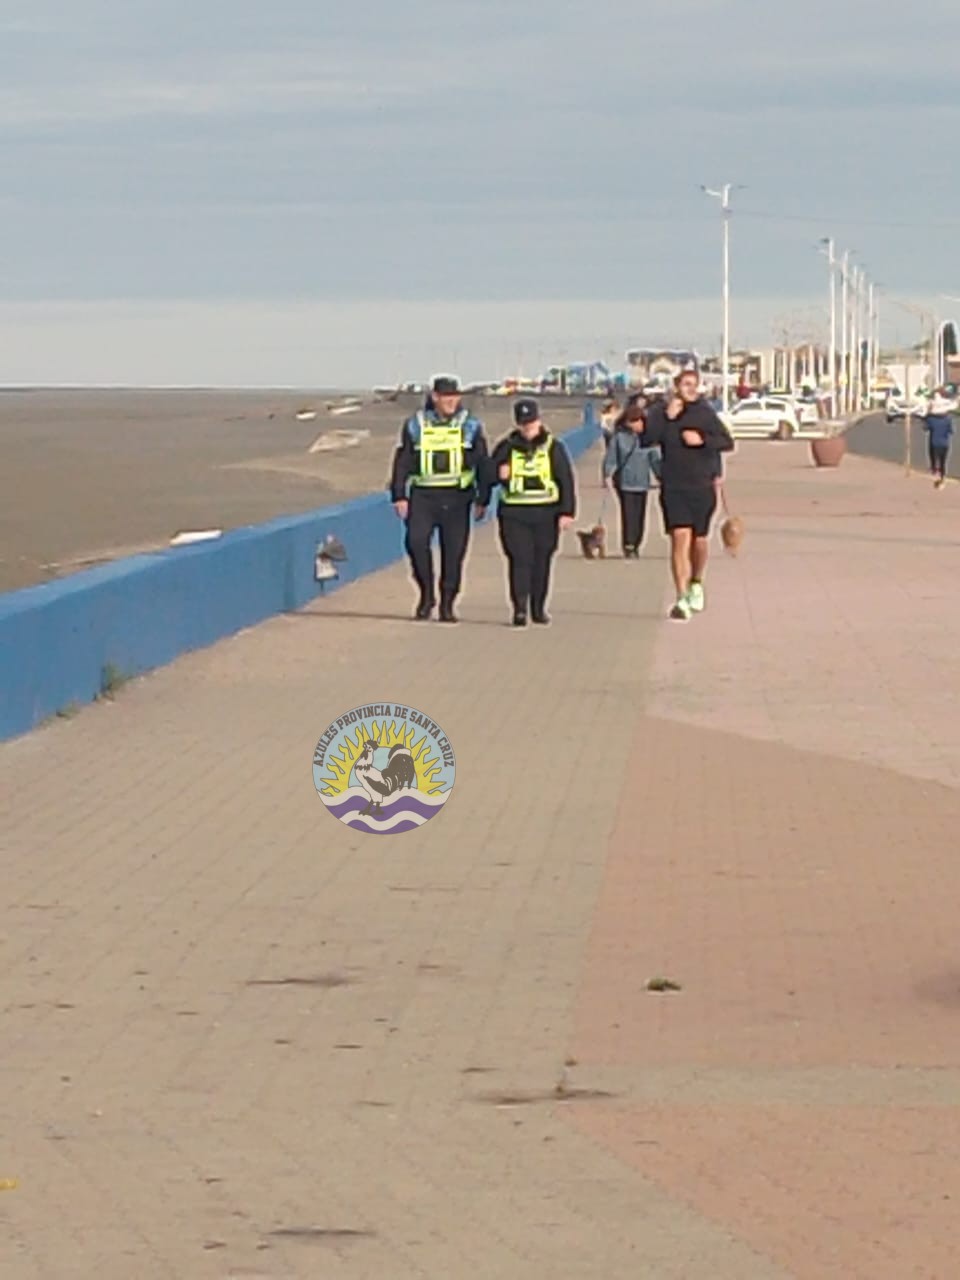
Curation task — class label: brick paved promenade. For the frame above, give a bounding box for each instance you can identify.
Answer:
[2,438,959,1278]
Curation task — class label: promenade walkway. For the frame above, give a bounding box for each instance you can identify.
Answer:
[3,439,960,1279]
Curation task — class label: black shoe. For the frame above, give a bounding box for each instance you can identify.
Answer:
[531,611,550,625]
[414,597,434,620]
[438,595,458,623]
[512,612,528,627]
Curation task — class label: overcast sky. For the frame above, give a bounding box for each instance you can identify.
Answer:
[2,0,958,385]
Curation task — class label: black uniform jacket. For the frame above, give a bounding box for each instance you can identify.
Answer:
[489,428,577,520]
[389,408,491,505]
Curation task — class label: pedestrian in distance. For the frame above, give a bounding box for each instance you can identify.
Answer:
[643,369,735,620]
[490,398,577,627]
[389,375,490,623]
[599,399,619,447]
[923,393,954,489]
[602,400,661,558]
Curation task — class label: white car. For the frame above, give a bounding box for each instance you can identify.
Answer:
[795,398,821,427]
[885,395,927,421]
[722,397,801,440]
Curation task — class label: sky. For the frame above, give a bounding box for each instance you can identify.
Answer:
[2,0,959,386]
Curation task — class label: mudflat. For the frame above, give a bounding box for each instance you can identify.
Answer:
[0,389,587,594]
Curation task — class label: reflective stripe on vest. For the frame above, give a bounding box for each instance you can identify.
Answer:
[410,410,475,488]
[500,437,559,505]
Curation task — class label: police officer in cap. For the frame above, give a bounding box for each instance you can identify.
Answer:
[390,375,489,622]
[490,397,576,627]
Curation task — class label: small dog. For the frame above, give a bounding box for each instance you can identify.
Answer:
[576,525,607,559]
[720,515,745,556]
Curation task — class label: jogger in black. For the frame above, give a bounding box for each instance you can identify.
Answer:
[643,370,734,619]
[602,401,661,557]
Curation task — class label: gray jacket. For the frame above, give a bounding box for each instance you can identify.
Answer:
[602,429,662,491]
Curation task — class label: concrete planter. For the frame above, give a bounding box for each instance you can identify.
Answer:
[810,434,846,468]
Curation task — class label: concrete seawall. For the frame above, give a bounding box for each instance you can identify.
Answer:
[0,405,600,741]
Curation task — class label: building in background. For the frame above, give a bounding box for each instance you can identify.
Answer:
[625,348,700,388]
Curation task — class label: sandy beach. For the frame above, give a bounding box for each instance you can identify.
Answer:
[0,389,587,594]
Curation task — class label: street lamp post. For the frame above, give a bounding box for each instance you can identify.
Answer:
[819,238,838,414]
[850,267,860,412]
[702,183,739,414]
[839,251,851,414]
[867,281,875,407]
[854,267,869,412]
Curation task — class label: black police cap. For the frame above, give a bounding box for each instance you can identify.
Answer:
[513,397,540,426]
[432,375,461,395]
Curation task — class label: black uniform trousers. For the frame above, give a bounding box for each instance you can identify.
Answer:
[615,488,648,552]
[498,507,559,615]
[405,487,473,602]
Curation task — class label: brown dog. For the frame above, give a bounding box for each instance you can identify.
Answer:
[720,514,745,555]
[576,525,607,559]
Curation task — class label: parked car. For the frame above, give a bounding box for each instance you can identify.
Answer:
[885,394,927,422]
[793,396,821,427]
[721,397,801,440]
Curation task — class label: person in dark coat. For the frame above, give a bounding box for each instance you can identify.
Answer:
[389,375,490,622]
[923,397,954,489]
[643,369,734,620]
[489,398,577,627]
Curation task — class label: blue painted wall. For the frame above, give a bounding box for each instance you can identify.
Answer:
[0,406,602,741]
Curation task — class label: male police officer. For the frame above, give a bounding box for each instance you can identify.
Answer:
[490,397,576,627]
[390,375,489,622]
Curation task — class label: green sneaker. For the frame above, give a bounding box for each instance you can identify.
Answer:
[687,582,705,613]
[669,597,692,621]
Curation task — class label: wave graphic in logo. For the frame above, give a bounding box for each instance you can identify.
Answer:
[322,787,448,834]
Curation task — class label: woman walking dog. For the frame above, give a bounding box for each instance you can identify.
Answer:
[602,401,661,557]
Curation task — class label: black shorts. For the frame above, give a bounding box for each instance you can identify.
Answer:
[659,486,717,537]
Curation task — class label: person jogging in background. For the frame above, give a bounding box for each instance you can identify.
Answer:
[643,369,734,620]
[390,375,489,623]
[924,393,954,489]
[602,400,661,558]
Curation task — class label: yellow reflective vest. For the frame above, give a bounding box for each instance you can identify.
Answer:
[499,436,560,505]
[409,410,475,489]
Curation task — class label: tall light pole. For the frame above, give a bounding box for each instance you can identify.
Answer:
[702,183,739,413]
[853,267,869,411]
[839,250,851,414]
[821,239,837,411]
[849,267,860,412]
[867,280,876,405]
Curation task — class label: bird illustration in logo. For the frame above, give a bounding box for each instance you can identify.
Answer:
[354,739,417,816]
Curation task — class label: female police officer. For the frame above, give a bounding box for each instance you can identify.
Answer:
[489,398,576,627]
